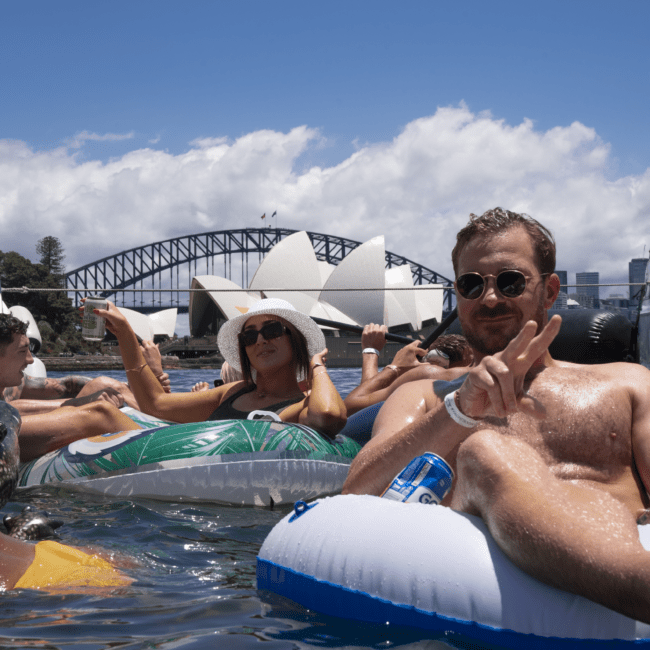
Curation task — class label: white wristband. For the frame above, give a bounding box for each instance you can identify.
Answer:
[362,348,380,356]
[444,390,478,428]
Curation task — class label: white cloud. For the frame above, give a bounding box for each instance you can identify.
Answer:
[1,105,649,305]
[65,130,135,150]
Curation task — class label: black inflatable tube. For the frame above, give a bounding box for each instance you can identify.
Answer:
[444,309,634,365]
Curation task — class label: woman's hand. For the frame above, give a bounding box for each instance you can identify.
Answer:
[84,299,131,337]
[139,340,172,393]
[310,349,328,371]
[361,324,388,353]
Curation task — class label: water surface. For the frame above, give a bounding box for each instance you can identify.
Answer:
[0,369,463,650]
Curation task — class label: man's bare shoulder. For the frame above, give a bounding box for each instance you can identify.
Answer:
[552,359,649,379]
[390,371,469,408]
[396,364,467,388]
[545,359,650,396]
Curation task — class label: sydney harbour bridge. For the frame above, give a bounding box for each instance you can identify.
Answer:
[64,228,454,316]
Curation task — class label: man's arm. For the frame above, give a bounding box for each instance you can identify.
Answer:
[20,375,92,400]
[345,341,427,415]
[628,364,650,497]
[359,324,388,383]
[4,375,95,413]
[342,379,466,495]
[342,317,562,496]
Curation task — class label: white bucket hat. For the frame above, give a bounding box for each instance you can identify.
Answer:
[217,298,326,375]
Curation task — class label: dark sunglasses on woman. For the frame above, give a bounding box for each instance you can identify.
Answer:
[239,320,290,347]
[455,270,549,301]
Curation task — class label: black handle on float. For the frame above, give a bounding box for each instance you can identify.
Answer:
[311,317,415,344]
[420,307,458,350]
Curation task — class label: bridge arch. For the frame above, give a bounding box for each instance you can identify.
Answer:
[65,228,454,314]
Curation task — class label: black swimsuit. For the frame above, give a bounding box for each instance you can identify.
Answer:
[207,385,303,421]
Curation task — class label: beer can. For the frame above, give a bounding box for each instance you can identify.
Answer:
[82,296,107,341]
[381,452,454,505]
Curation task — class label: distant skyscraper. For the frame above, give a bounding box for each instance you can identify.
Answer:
[576,272,599,309]
[629,258,648,300]
[555,270,568,292]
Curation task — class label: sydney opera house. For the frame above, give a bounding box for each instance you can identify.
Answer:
[188,231,444,343]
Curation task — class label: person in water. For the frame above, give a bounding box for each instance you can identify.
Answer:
[93,298,347,438]
[4,373,139,414]
[343,207,650,624]
[0,314,139,461]
[0,400,132,591]
[344,330,473,416]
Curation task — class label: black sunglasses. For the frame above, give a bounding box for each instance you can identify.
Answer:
[455,270,549,301]
[239,320,290,347]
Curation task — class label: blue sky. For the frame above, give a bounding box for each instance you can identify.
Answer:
[2,1,650,331]
[5,1,649,174]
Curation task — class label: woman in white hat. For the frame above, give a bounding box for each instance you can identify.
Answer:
[93,298,347,439]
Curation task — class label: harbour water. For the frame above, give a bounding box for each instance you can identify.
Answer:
[0,369,459,650]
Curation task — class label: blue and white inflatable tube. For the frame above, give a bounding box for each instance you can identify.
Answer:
[257,494,650,648]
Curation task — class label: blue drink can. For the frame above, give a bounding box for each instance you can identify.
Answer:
[381,452,454,504]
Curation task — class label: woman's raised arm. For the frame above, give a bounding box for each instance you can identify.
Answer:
[90,300,236,423]
[291,349,347,438]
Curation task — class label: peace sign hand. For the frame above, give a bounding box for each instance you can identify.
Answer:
[456,315,562,420]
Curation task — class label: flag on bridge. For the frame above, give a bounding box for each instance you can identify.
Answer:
[261,213,266,220]
[271,211,277,218]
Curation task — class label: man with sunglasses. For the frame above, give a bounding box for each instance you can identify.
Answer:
[343,207,650,623]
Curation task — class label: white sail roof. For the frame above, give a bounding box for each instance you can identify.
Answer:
[149,308,178,338]
[119,307,155,341]
[249,231,322,315]
[320,235,385,326]
[384,264,419,330]
[190,275,260,336]
[413,284,444,325]
[188,231,444,338]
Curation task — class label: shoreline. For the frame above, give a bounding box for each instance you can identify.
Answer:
[40,355,223,371]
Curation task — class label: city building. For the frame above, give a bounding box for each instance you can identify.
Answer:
[576,272,600,309]
[629,258,649,301]
[554,291,568,309]
[555,270,568,293]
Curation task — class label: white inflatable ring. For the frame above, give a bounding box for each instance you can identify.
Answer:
[257,494,650,647]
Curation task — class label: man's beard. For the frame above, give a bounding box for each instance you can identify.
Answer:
[461,294,546,357]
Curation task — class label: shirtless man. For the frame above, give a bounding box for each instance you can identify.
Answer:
[344,331,472,416]
[0,315,139,462]
[3,374,138,415]
[342,207,650,623]
[3,337,172,416]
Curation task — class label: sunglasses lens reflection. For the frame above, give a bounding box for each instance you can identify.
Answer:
[457,275,485,300]
[499,271,527,297]
[457,271,528,300]
[241,321,285,346]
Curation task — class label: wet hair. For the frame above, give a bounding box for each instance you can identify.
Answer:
[428,334,473,367]
[237,319,310,385]
[451,208,556,277]
[0,314,28,356]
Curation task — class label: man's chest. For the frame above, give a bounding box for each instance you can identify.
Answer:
[487,374,633,472]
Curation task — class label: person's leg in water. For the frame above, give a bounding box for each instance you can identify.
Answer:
[451,429,650,623]
[75,376,139,408]
[19,401,141,462]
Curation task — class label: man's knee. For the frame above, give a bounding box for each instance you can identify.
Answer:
[85,400,122,423]
[78,377,128,395]
[456,430,544,492]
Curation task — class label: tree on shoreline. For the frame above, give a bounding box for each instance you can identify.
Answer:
[0,246,96,354]
[36,236,66,285]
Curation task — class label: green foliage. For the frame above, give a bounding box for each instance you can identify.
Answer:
[36,236,66,283]
[0,248,96,353]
